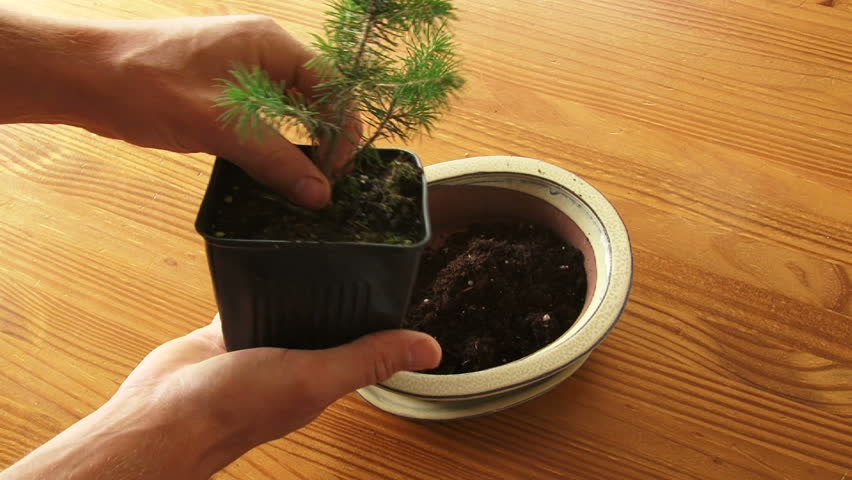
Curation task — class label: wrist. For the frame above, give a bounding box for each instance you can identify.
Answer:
[1,393,249,480]
[94,393,251,479]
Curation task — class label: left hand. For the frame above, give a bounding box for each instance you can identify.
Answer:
[0,316,441,479]
[117,315,441,445]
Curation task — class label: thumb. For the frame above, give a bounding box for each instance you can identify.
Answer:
[306,330,442,402]
[216,133,331,209]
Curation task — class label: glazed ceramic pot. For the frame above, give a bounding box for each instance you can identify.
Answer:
[358,156,633,420]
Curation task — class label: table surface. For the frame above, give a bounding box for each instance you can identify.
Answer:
[1,0,850,478]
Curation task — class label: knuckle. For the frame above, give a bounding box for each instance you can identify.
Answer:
[243,14,278,33]
[364,338,398,386]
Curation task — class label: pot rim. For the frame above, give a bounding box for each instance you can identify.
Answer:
[381,156,633,399]
[195,147,432,250]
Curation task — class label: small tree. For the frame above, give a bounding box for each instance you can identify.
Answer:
[216,0,464,179]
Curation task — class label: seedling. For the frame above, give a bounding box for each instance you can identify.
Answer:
[217,0,464,179]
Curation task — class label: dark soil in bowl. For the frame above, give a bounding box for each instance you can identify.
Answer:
[404,222,587,374]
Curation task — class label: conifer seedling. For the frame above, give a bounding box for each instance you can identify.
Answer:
[213,0,464,244]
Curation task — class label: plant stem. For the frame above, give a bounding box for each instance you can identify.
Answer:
[352,10,378,77]
[356,96,397,157]
[321,7,380,177]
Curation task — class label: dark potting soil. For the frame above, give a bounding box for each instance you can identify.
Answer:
[208,150,424,244]
[404,222,587,375]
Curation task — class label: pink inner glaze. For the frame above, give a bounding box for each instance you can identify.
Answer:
[428,184,599,316]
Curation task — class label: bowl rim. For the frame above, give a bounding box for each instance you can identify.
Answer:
[380,156,633,399]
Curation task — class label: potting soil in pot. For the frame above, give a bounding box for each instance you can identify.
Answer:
[404,222,587,375]
[208,153,424,244]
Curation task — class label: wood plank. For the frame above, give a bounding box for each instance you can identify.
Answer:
[0,0,850,479]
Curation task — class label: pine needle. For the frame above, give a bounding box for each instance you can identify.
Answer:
[216,0,464,178]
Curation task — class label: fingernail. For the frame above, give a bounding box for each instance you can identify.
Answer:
[292,176,329,209]
[408,338,441,371]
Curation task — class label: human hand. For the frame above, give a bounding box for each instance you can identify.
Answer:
[85,15,358,208]
[2,11,352,207]
[0,316,440,480]
[119,314,440,444]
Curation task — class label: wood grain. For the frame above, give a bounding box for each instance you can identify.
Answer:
[1,0,850,479]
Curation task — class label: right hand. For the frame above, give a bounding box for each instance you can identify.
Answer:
[84,15,359,208]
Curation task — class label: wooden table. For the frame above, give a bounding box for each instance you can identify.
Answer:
[1,1,850,478]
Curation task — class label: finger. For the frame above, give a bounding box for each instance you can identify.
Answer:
[155,318,227,364]
[185,314,226,353]
[215,132,330,209]
[305,330,442,402]
[256,21,321,98]
[121,317,228,388]
[258,21,364,172]
[320,110,363,173]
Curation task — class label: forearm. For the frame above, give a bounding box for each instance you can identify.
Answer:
[0,8,108,125]
[0,396,243,480]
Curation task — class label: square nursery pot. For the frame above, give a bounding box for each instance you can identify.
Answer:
[195,147,431,351]
[358,156,633,420]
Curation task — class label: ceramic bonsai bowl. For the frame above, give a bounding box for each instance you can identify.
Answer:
[358,156,633,420]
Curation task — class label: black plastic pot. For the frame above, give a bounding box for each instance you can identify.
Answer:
[195,148,431,351]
